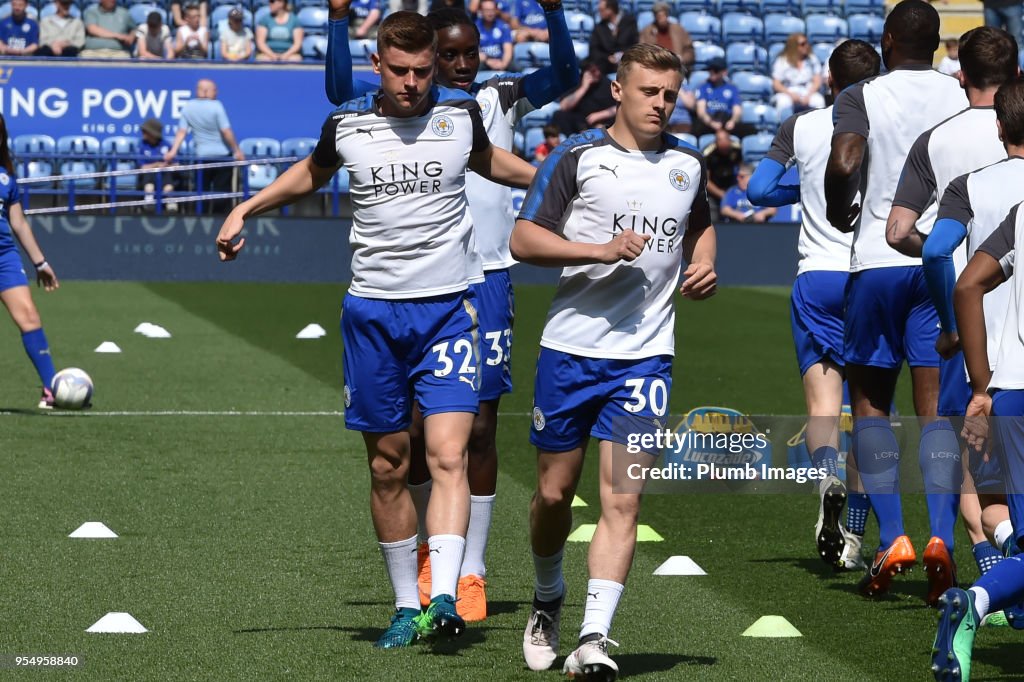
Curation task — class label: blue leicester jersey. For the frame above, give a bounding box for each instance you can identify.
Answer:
[0,170,22,252]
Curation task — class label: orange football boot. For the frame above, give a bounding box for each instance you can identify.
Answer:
[858,534,917,597]
[923,537,958,607]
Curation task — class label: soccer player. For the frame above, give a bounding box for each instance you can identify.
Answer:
[0,115,60,409]
[324,0,578,622]
[511,44,717,678]
[824,0,969,598]
[215,12,535,648]
[747,39,881,571]
[932,202,1024,680]
[881,25,1018,604]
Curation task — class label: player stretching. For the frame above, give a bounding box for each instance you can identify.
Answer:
[324,0,578,621]
[932,202,1024,680]
[0,114,60,408]
[511,44,717,679]
[824,0,968,597]
[747,39,881,571]
[881,25,1019,605]
[216,12,535,648]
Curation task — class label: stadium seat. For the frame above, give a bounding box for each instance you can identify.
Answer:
[801,0,839,15]
[211,5,252,27]
[40,2,81,18]
[572,40,589,61]
[637,10,654,30]
[679,12,720,43]
[721,12,762,43]
[59,161,99,189]
[805,14,847,44]
[768,41,784,64]
[297,6,327,34]
[675,132,698,148]
[254,5,271,24]
[763,13,803,44]
[741,101,780,132]
[102,136,139,188]
[128,3,165,25]
[281,137,317,158]
[474,70,500,82]
[247,163,278,190]
[524,126,545,156]
[732,70,772,100]
[0,2,38,18]
[687,68,709,89]
[741,132,774,163]
[718,0,761,17]
[1019,46,1024,71]
[294,0,324,7]
[847,14,884,43]
[813,42,833,67]
[13,134,56,157]
[845,0,885,16]
[566,11,595,40]
[693,42,725,70]
[726,42,768,73]
[521,101,559,127]
[23,160,53,182]
[56,135,101,156]
[302,34,327,60]
[239,137,282,158]
[102,136,138,156]
[634,0,657,11]
[349,39,372,65]
[675,0,716,15]
[514,41,551,68]
[760,0,799,15]
[697,132,738,149]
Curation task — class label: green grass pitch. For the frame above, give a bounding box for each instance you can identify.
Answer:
[0,281,1020,680]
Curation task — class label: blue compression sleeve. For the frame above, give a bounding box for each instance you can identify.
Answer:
[522,7,580,108]
[326,18,379,105]
[922,217,968,334]
[747,158,800,206]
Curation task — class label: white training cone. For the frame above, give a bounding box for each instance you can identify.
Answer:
[87,613,147,634]
[653,556,706,576]
[135,323,171,338]
[296,323,327,339]
[69,522,118,539]
[94,341,121,353]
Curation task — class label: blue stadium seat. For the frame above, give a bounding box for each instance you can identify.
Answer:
[692,42,724,70]
[805,13,846,44]
[102,136,139,188]
[741,101,780,132]
[23,161,53,182]
[294,0,324,7]
[524,126,545,156]
[515,41,551,68]
[741,132,774,163]
[687,68,709,89]
[254,5,271,24]
[566,11,595,40]
[676,0,716,15]
[726,42,768,73]
[281,137,317,158]
[763,13,803,44]
[679,12,720,42]
[760,0,799,14]
[697,133,737,149]
[13,134,56,157]
[128,3,165,25]
[572,40,589,60]
[732,70,772,100]
[1019,46,1024,71]
[239,137,281,157]
[302,34,327,60]
[247,163,278,190]
[721,12,762,43]
[845,0,885,16]
[59,161,99,189]
[0,2,38,18]
[767,41,784,63]
[801,0,839,15]
[637,9,654,30]
[56,135,100,156]
[40,2,81,18]
[521,101,559,127]
[634,0,658,11]
[102,136,138,156]
[675,132,698,148]
[813,42,833,67]
[847,14,883,42]
[349,38,372,65]
[297,6,327,35]
[718,0,761,17]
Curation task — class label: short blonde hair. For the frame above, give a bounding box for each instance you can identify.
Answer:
[616,43,682,82]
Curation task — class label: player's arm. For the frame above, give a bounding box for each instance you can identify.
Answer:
[886,131,936,256]
[325,0,382,105]
[469,144,536,188]
[747,114,799,206]
[8,201,58,291]
[825,85,868,233]
[519,0,580,107]
[679,179,716,299]
[923,173,972,357]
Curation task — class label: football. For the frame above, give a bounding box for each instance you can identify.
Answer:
[51,368,94,410]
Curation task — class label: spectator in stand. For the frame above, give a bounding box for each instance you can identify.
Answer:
[693,57,754,138]
[533,124,560,163]
[138,118,181,212]
[938,37,960,76]
[511,0,547,44]
[219,8,253,61]
[169,0,207,30]
[720,163,776,222]
[477,0,513,71]
[703,128,742,219]
[771,32,824,117]
[256,0,302,62]
[37,0,84,57]
[983,0,1021,42]
[349,0,381,39]
[81,0,135,59]
[639,2,693,73]
[589,0,638,75]
[0,0,38,56]
[135,11,171,60]
[551,58,616,134]
[174,4,208,59]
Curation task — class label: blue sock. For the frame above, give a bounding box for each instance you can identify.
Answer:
[21,328,55,389]
[846,492,870,536]
[973,541,1003,575]
[919,420,962,549]
[853,416,904,548]
[974,555,1024,614]
[811,445,840,478]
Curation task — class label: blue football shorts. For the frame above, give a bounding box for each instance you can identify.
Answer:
[992,389,1024,548]
[843,265,939,369]
[0,248,28,293]
[471,269,514,401]
[790,270,847,376]
[341,290,480,433]
[530,347,673,452]
[938,352,972,418]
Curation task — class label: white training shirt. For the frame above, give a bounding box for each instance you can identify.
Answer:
[977,202,1024,390]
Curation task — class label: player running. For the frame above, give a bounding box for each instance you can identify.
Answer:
[511,44,717,679]
[0,114,61,409]
[747,39,881,571]
[824,0,969,598]
[323,0,578,622]
[215,12,535,649]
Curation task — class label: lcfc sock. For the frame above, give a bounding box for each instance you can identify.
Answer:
[853,416,904,547]
[919,420,962,549]
[811,446,840,478]
[532,549,565,605]
[846,492,870,536]
[379,535,420,611]
[460,494,495,578]
[580,579,624,640]
[973,541,1003,575]
[427,534,465,601]
[21,328,55,389]
[407,481,432,544]
[995,520,1015,555]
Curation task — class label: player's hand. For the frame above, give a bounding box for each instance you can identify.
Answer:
[328,0,352,20]
[833,202,860,233]
[36,263,58,292]
[935,331,961,360]
[962,392,992,456]
[680,260,716,300]
[216,209,247,262]
[600,229,649,263]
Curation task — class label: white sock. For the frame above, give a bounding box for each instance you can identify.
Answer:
[969,586,991,620]
[995,520,1015,553]
[460,494,495,578]
[580,579,624,640]
[407,481,432,544]
[379,535,420,611]
[532,549,565,603]
[428,534,466,600]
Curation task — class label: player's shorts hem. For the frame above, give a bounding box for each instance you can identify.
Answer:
[0,278,27,293]
[420,403,480,419]
[841,356,904,370]
[344,418,412,433]
[530,433,586,453]
[478,388,511,401]
[798,351,844,377]
[905,359,941,369]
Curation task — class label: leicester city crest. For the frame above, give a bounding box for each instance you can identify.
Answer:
[669,169,690,191]
[431,114,455,137]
